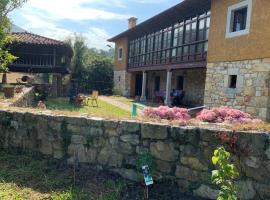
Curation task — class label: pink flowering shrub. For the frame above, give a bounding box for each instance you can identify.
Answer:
[142,106,191,123]
[196,106,261,124]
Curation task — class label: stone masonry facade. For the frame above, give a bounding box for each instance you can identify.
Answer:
[204,59,270,121]
[114,70,131,96]
[0,108,270,199]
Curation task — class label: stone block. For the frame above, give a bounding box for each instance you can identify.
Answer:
[98,147,123,167]
[254,182,270,199]
[105,128,119,136]
[67,124,80,134]
[155,160,172,173]
[121,121,140,133]
[180,157,208,171]
[40,140,53,155]
[236,181,256,200]
[89,127,103,136]
[265,146,270,160]
[71,135,86,144]
[193,184,219,200]
[112,168,138,182]
[175,166,199,182]
[119,142,134,155]
[150,142,179,162]
[120,134,139,145]
[141,124,168,139]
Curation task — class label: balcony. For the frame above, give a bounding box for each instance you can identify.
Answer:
[127,11,210,72]
[9,52,70,74]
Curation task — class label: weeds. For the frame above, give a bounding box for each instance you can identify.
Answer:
[0,150,126,200]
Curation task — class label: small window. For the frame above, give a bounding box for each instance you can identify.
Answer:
[118,47,123,61]
[118,76,121,82]
[226,0,252,38]
[229,75,237,89]
[177,76,184,90]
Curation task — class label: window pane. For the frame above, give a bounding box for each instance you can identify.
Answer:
[232,7,247,32]
[191,22,197,42]
[183,46,189,55]
[185,24,191,44]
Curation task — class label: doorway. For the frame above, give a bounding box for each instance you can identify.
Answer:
[135,74,142,96]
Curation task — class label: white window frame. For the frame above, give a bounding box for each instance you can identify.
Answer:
[225,0,252,38]
[118,47,123,61]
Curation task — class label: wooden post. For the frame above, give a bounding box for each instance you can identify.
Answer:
[53,48,56,67]
[165,70,172,106]
[140,71,147,102]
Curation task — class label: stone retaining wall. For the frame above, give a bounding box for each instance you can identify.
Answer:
[11,87,35,107]
[0,109,269,199]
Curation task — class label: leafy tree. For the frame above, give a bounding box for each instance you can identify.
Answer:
[68,34,114,94]
[212,147,239,200]
[85,58,113,94]
[0,0,28,82]
[68,35,87,81]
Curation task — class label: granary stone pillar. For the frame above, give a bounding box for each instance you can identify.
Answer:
[165,70,172,106]
[140,71,147,102]
[51,74,63,97]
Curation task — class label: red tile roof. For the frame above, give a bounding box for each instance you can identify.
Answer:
[12,32,67,46]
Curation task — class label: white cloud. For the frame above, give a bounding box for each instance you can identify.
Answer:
[14,13,113,50]
[22,0,130,21]
[84,27,114,50]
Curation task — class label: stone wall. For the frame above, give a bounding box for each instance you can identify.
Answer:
[0,109,269,199]
[114,70,131,96]
[11,87,35,107]
[204,59,270,121]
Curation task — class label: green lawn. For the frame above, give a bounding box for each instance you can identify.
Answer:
[45,98,131,119]
[0,151,126,200]
[109,96,134,107]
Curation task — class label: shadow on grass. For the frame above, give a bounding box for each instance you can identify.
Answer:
[0,150,207,200]
[0,150,126,200]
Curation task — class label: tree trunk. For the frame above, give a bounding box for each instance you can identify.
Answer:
[2,73,7,84]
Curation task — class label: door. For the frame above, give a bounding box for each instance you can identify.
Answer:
[135,74,142,96]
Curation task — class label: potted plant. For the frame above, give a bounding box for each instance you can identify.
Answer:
[2,84,15,98]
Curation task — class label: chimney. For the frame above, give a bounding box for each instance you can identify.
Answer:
[128,17,138,29]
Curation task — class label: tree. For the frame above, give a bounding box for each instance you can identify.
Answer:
[0,0,28,82]
[68,34,114,94]
[85,58,113,94]
[68,35,87,81]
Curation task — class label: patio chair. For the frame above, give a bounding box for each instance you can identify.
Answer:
[85,90,99,107]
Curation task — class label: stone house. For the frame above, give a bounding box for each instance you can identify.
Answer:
[108,0,270,121]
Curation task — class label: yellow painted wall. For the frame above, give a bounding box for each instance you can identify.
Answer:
[208,0,270,63]
[113,37,128,71]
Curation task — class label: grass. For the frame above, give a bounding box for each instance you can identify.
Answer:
[109,96,134,107]
[0,150,127,200]
[45,98,131,119]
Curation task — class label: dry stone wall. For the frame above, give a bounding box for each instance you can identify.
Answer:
[12,87,35,107]
[0,109,269,199]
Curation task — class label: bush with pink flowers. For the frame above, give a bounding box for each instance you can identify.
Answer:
[142,106,191,123]
[196,106,262,124]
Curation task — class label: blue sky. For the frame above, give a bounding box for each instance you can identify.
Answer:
[10,0,181,50]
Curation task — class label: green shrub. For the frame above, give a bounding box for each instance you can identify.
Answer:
[112,86,122,96]
[211,147,239,200]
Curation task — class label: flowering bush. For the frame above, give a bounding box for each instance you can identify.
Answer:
[196,106,261,124]
[142,106,191,123]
